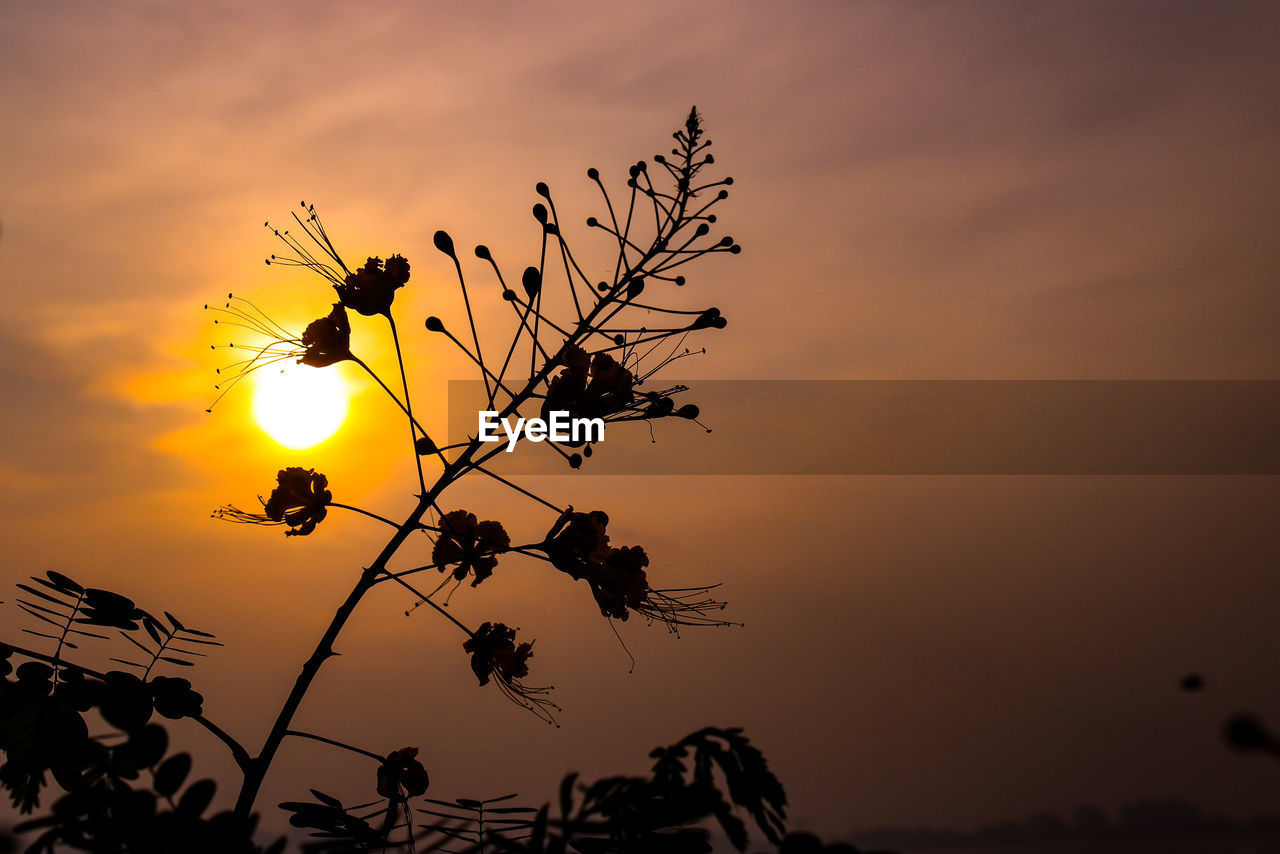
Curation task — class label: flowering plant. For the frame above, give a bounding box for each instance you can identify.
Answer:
[0,109,792,853]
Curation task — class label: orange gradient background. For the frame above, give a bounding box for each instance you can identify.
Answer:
[2,0,1280,844]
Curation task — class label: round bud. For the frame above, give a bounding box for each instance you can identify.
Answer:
[522,266,542,297]
[433,230,455,257]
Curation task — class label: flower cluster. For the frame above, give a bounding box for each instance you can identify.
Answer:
[542,509,611,579]
[335,255,410,318]
[542,509,647,620]
[541,509,730,631]
[462,622,557,723]
[462,622,532,686]
[207,111,739,737]
[298,303,353,368]
[431,511,511,587]
[263,203,411,319]
[541,345,635,429]
[376,747,430,798]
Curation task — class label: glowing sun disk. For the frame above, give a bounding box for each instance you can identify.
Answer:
[252,363,349,449]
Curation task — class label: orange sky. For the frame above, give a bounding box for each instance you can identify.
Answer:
[3,0,1280,843]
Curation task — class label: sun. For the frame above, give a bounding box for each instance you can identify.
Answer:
[251,362,350,449]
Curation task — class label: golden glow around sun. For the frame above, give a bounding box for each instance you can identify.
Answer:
[252,362,350,449]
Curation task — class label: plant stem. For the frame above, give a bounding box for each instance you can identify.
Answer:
[50,591,85,689]
[285,729,385,762]
[331,502,404,529]
[232,489,436,818]
[389,317,427,495]
[351,355,450,471]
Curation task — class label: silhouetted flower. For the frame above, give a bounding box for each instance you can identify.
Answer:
[206,297,355,410]
[215,467,332,536]
[586,545,650,621]
[263,468,331,535]
[383,254,411,285]
[541,508,730,631]
[586,353,633,403]
[377,747,429,797]
[463,622,557,723]
[431,511,510,586]
[299,303,353,368]
[541,346,636,429]
[542,508,611,579]
[335,256,408,318]
[463,622,532,686]
[542,509,649,618]
[265,204,408,316]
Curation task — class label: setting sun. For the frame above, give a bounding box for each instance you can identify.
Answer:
[252,362,350,449]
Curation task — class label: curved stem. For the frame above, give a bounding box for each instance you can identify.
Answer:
[351,355,450,470]
[469,464,565,513]
[389,317,425,495]
[374,562,441,584]
[195,714,253,772]
[142,633,173,681]
[389,577,475,638]
[233,490,438,818]
[331,502,405,530]
[449,254,490,404]
[50,591,86,688]
[438,325,522,404]
[285,729,384,762]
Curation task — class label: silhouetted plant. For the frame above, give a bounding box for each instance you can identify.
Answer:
[0,581,271,853]
[0,109,793,853]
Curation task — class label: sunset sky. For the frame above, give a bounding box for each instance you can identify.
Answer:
[3,0,1280,844]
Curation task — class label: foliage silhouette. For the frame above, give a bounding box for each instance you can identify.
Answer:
[0,109,815,853]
